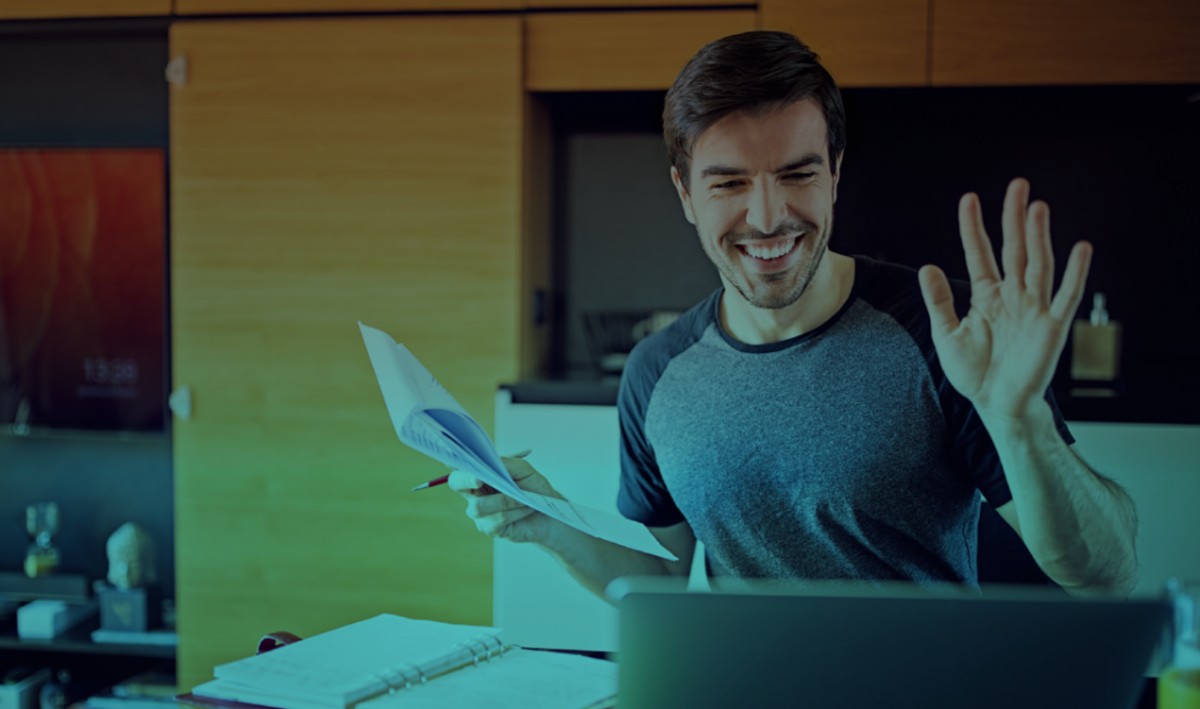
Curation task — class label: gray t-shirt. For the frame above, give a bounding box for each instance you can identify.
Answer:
[616,256,1073,585]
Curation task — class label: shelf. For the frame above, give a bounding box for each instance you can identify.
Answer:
[501,380,619,406]
[0,616,175,659]
[0,571,90,602]
[0,425,169,443]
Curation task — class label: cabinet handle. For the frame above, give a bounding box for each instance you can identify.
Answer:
[165,55,188,87]
[169,386,193,422]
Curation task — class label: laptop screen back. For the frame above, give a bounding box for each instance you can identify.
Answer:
[613,579,1169,709]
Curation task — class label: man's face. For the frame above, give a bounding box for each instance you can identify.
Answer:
[672,99,841,310]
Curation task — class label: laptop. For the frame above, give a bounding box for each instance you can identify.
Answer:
[609,577,1170,709]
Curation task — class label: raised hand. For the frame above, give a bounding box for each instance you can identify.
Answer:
[918,178,1092,421]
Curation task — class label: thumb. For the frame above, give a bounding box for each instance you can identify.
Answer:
[918,265,959,338]
[502,455,539,483]
[501,456,562,499]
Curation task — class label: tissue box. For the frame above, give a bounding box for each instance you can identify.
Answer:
[0,668,49,709]
[16,599,96,639]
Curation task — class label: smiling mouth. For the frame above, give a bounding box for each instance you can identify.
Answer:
[736,236,800,261]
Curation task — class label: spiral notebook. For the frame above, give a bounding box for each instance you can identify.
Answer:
[186,614,616,709]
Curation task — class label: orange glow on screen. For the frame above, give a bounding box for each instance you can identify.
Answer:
[0,148,165,431]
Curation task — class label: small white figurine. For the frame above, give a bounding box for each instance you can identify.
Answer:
[106,522,157,589]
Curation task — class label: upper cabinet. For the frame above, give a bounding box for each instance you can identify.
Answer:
[174,0,518,14]
[0,0,169,19]
[526,0,745,5]
[760,0,929,87]
[763,0,1199,87]
[525,10,756,91]
[931,0,1200,85]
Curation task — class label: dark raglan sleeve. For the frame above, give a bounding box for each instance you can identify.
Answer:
[864,258,1075,508]
[615,337,686,527]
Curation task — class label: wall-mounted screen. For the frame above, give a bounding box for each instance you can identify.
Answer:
[0,148,166,433]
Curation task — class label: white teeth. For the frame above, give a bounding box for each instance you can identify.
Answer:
[743,238,796,260]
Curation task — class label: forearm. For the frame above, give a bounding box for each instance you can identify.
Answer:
[536,521,679,604]
[981,403,1138,595]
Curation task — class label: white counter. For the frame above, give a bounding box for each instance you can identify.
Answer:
[493,388,1199,651]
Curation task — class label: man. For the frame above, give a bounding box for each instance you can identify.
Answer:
[450,31,1137,598]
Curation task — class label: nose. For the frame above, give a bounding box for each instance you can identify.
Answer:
[744,180,788,235]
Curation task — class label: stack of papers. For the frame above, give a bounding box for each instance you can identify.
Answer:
[358,322,674,561]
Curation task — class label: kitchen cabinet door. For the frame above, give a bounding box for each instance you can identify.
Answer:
[760,0,929,87]
[175,0,518,13]
[0,0,169,18]
[525,10,756,91]
[932,0,1200,85]
[170,15,520,688]
[526,0,740,6]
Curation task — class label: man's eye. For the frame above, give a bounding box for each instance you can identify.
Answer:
[783,172,816,181]
[713,180,744,190]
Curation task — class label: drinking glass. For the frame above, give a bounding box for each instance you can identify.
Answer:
[1159,578,1200,709]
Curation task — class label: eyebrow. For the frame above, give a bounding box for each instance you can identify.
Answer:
[776,155,826,172]
[698,153,826,179]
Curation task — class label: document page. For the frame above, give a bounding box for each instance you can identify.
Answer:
[359,322,675,560]
[357,649,616,709]
[208,615,495,706]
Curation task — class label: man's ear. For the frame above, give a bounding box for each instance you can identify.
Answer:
[832,152,844,204]
[670,166,697,225]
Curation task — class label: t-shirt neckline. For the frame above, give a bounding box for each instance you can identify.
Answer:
[712,255,870,354]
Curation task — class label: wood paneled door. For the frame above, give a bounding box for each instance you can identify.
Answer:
[0,0,169,19]
[760,0,930,87]
[174,0,519,14]
[524,10,757,91]
[931,0,1200,85]
[170,15,521,688]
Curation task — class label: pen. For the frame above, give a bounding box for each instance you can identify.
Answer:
[410,449,532,492]
[411,474,449,492]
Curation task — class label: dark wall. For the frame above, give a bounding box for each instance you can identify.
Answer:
[0,435,174,597]
[546,86,1200,423]
[835,85,1200,424]
[0,20,168,147]
[0,20,173,596]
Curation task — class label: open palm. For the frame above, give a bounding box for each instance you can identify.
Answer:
[918,178,1093,420]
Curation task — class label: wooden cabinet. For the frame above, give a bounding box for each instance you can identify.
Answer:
[169,15,521,688]
[527,0,743,6]
[932,0,1200,85]
[760,0,929,87]
[763,0,1199,87]
[0,0,169,19]
[175,0,517,13]
[525,10,756,91]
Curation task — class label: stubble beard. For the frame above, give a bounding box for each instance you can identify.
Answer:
[704,217,832,310]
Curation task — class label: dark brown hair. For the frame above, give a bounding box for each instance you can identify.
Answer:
[663,31,847,190]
